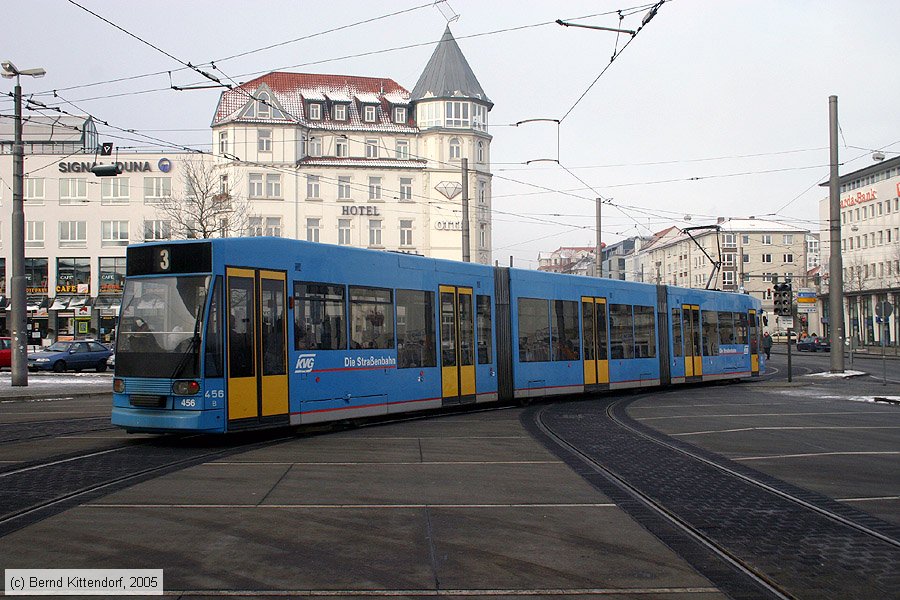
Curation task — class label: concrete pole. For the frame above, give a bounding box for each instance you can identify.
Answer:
[461,158,470,263]
[828,96,845,372]
[10,79,28,385]
[595,198,602,278]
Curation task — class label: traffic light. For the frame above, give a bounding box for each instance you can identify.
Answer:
[773,281,793,316]
[90,163,122,177]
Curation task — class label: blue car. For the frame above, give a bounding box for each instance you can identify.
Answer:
[28,340,113,373]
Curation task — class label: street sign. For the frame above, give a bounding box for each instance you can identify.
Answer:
[875,301,893,318]
[797,305,817,313]
[781,316,794,329]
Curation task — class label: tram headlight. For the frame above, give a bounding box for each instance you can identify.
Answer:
[113,378,125,393]
[172,380,200,395]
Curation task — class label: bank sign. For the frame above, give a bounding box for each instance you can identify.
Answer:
[58,158,173,173]
[840,186,876,208]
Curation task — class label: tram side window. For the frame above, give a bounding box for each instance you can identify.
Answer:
[737,312,749,346]
[633,305,656,358]
[671,307,683,358]
[701,310,719,356]
[609,304,634,359]
[518,298,550,362]
[294,282,346,350]
[476,295,493,364]
[717,311,735,346]
[350,286,394,349]
[748,312,759,354]
[229,278,255,378]
[551,300,580,361]
[261,279,286,375]
[204,276,224,377]
[396,289,436,368]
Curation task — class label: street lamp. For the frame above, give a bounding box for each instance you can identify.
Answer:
[2,60,46,386]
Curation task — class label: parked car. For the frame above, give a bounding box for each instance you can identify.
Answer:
[770,330,796,343]
[0,337,10,369]
[27,340,113,373]
[797,336,831,352]
[107,353,115,369]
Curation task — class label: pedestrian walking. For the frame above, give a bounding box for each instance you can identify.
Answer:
[762,331,773,359]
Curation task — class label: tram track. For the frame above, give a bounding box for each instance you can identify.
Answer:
[0,431,297,539]
[528,395,900,600]
[0,416,116,445]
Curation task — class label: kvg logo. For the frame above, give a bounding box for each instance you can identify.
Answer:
[294,354,316,373]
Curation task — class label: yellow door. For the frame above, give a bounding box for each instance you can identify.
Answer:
[226,267,288,427]
[440,285,475,404]
[749,309,759,374]
[582,297,610,386]
[682,304,703,378]
[259,271,288,417]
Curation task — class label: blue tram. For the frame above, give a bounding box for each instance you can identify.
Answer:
[111,238,763,433]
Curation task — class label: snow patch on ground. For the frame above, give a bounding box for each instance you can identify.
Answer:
[0,372,111,390]
[847,395,900,405]
[802,370,867,378]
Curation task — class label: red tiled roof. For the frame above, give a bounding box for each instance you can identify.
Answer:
[213,72,417,133]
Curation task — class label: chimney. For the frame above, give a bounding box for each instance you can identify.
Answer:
[717,217,725,224]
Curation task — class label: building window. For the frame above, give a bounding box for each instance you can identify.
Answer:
[762,253,772,263]
[369,219,382,246]
[473,103,488,131]
[723,233,736,247]
[338,176,351,200]
[59,178,87,205]
[417,102,441,128]
[368,177,382,200]
[59,221,87,248]
[722,271,735,286]
[449,138,461,160]
[743,253,749,263]
[333,104,347,121]
[783,234,793,245]
[364,105,377,123]
[365,139,379,159]
[219,131,228,154]
[56,257,90,294]
[220,174,229,195]
[308,136,322,157]
[445,101,470,127]
[306,218,320,242]
[144,220,171,241]
[249,173,264,198]
[784,253,794,263]
[256,92,271,118]
[399,178,412,201]
[396,139,409,160]
[144,177,171,204]
[306,175,320,199]
[101,220,129,247]
[393,106,407,124]
[400,220,413,246]
[248,216,282,237]
[266,174,282,198]
[476,141,485,163]
[479,223,486,249]
[98,257,127,295]
[258,129,272,152]
[308,103,322,120]
[723,253,735,266]
[761,234,772,245]
[335,138,348,157]
[741,234,749,244]
[479,181,486,203]
[338,219,351,245]
[26,221,44,248]
[100,177,129,205]
[24,177,45,203]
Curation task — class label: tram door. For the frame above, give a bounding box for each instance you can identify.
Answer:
[582,297,610,388]
[226,267,289,428]
[682,304,702,379]
[440,285,476,405]
[749,309,760,375]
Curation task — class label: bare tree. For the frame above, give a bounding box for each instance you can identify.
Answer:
[155,158,249,239]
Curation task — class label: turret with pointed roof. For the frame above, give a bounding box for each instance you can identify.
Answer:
[411,26,492,107]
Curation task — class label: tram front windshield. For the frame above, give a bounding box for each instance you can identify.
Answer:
[116,275,210,378]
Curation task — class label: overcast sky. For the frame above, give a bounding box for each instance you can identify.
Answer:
[4,0,899,267]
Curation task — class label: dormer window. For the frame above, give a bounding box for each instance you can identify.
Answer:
[333,104,347,121]
[257,92,271,119]
[364,105,377,123]
[308,103,322,121]
[393,106,407,124]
